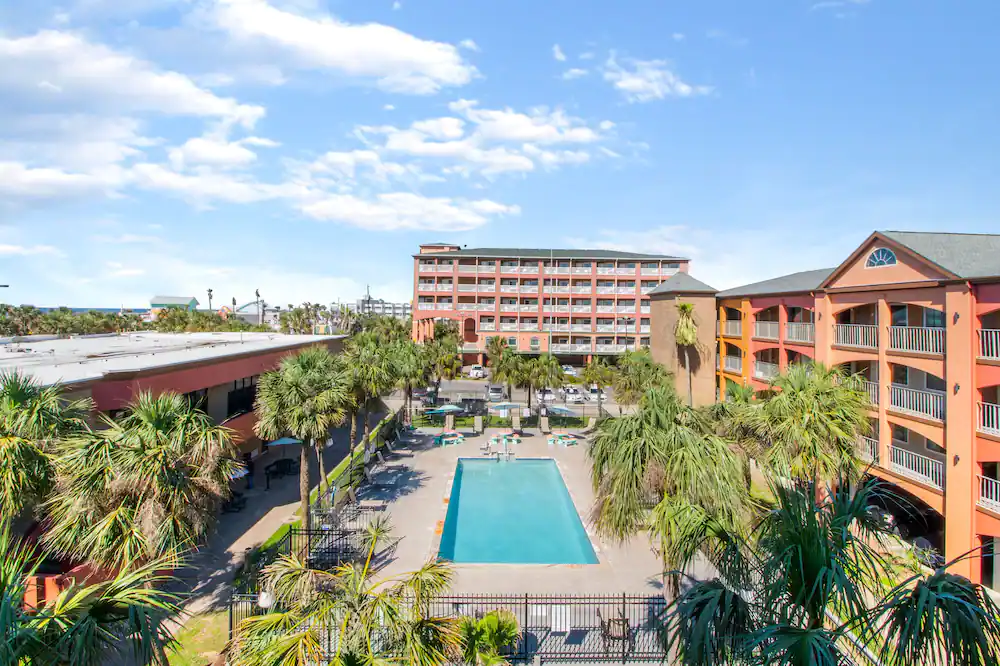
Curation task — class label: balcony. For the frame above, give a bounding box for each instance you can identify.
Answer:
[543,305,570,313]
[890,445,944,490]
[571,324,592,332]
[979,476,1000,513]
[785,322,815,344]
[889,385,945,422]
[544,267,570,275]
[596,286,615,294]
[571,305,590,313]
[614,267,635,275]
[596,343,626,353]
[572,267,591,274]
[640,305,650,314]
[477,265,496,273]
[551,343,571,353]
[479,285,495,292]
[418,264,435,273]
[859,435,879,464]
[753,361,779,381]
[500,285,518,293]
[520,322,541,331]
[596,305,615,313]
[889,326,944,355]
[833,323,878,349]
[499,323,518,331]
[543,286,571,294]
[616,306,636,314]
[519,264,539,274]
[543,324,570,332]
[596,324,616,333]
[861,380,879,406]
[572,286,592,294]
[639,325,651,334]
[479,322,496,331]
[753,321,779,340]
[640,286,655,294]
[417,282,435,291]
[723,355,743,374]
[500,265,520,274]
[640,268,660,276]
[597,267,615,275]
[979,401,1000,437]
[721,320,742,338]
[461,342,480,352]
[616,287,635,295]
[519,304,537,312]
[457,284,477,292]
[437,303,453,311]
[519,285,539,293]
[980,329,1000,360]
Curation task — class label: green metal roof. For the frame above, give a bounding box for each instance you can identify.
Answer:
[415,247,687,260]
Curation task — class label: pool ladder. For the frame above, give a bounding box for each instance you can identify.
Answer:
[493,440,515,462]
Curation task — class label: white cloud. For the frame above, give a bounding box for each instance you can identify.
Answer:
[811,0,871,10]
[458,39,479,52]
[104,261,145,278]
[448,100,602,144]
[0,243,63,256]
[0,161,125,201]
[410,117,466,140]
[167,135,278,169]
[602,52,711,102]
[672,33,685,41]
[130,162,299,204]
[93,233,162,244]
[0,31,264,126]
[392,0,401,9]
[383,104,395,111]
[0,114,153,171]
[298,192,519,231]
[205,0,477,94]
[561,68,588,80]
[579,52,595,60]
[552,44,566,62]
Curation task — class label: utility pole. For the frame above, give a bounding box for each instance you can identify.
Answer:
[255,289,262,325]
[207,288,213,311]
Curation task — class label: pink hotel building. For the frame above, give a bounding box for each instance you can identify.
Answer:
[411,242,689,362]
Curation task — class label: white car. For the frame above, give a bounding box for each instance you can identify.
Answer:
[468,364,487,379]
[565,390,585,404]
[588,387,608,402]
[561,365,578,377]
[537,389,558,402]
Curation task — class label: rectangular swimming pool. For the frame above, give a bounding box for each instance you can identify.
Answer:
[438,458,598,564]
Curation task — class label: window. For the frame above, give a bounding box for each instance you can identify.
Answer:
[507,337,517,348]
[926,440,946,455]
[924,308,945,328]
[891,305,908,327]
[865,247,897,268]
[892,424,908,443]
[185,388,208,411]
[227,376,258,419]
[925,373,946,393]
[891,365,908,386]
[530,337,540,350]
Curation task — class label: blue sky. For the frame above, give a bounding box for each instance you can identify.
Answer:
[2,0,999,308]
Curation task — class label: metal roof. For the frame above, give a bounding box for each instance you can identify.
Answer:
[151,295,199,306]
[716,268,835,298]
[415,247,687,260]
[647,273,717,295]
[880,231,1000,279]
[0,332,343,387]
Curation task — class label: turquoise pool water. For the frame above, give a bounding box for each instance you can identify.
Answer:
[438,458,598,564]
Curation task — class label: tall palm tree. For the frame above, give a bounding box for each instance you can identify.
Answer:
[254,347,353,530]
[589,387,749,577]
[529,354,564,421]
[392,340,428,424]
[1,522,180,666]
[664,478,1000,666]
[426,337,462,389]
[581,357,615,417]
[674,302,699,407]
[229,518,460,666]
[485,336,508,369]
[613,349,670,414]
[44,391,240,571]
[736,363,870,487]
[490,348,524,404]
[345,334,395,451]
[0,370,92,520]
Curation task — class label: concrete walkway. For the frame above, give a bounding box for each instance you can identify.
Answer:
[173,410,386,618]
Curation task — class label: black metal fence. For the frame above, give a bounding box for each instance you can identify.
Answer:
[229,592,669,663]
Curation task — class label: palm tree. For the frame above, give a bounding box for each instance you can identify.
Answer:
[663,478,1000,666]
[229,517,460,666]
[254,347,353,530]
[735,363,870,487]
[674,302,699,407]
[529,354,564,422]
[458,610,520,666]
[589,387,749,578]
[345,334,395,451]
[581,357,615,417]
[490,348,524,404]
[0,370,91,520]
[44,391,241,571]
[426,336,462,389]
[613,349,670,414]
[393,340,428,424]
[1,521,180,666]
[485,336,508,369]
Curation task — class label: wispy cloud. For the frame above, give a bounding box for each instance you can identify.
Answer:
[561,68,588,80]
[552,44,566,62]
[602,52,711,103]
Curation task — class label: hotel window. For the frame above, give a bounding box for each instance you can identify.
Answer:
[530,337,540,350]
[892,424,908,443]
[865,248,897,268]
[227,376,258,418]
[891,305,908,327]
[926,440,946,455]
[925,373,946,393]
[507,337,517,347]
[891,365,908,386]
[924,308,945,328]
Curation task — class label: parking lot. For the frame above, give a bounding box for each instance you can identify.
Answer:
[411,376,627,417]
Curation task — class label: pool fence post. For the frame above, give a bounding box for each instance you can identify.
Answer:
[523,593,529,661]
[622,592,627,664]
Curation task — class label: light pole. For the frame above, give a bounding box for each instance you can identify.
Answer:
[207,288,213,311]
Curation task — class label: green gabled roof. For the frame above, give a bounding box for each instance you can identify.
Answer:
[416,247,687,260]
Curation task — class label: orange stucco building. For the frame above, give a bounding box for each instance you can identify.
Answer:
[411,243,689,363]
[708,231,1000,589]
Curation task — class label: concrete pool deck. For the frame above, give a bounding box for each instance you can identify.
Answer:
[358,427,675,595]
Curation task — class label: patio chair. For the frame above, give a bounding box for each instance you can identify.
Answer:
[511,413,521,432]
[580,417,598,434]
[540,416,550,434]
[473,415,484,434]
[597,608,633,656]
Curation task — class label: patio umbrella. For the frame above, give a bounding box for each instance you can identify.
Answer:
[490,402,519,411]
[266,436,301,459]
[433,404,464,412]
[548,405,576,416]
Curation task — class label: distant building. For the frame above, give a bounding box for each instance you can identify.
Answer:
[353,295,411,319]
[150,296,199,312]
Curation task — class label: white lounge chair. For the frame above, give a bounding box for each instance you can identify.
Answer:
[550,605,571,634]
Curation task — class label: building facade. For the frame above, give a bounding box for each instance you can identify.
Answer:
[648,231,1000,589]
[353,295,411,319]
[411,243,689,362]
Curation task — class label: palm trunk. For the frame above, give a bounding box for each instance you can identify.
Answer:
[299,442,311,536]
[348,409,357,453]
[597,388,602,418]
[358,401,369,449]
[684,347,693,407]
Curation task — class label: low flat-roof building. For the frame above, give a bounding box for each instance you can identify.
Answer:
[0,331,344,455]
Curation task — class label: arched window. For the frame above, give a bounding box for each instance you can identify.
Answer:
[865,247,897,268]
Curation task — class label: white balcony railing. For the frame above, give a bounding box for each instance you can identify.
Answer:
[418,264,435,273]
[596,305,615,313]
[616,287,635,295]
[571,267,590,275]
[500,285,517,293]
[639,325,651,334]
[640,286,655,294]
[457,284,476,292]
[861,380,879,406]
[519,264,539,274]
[615,267,635,275]
[571,305,590,313]
[518,304,537,312]
[596,343,626,353]
[543,324,570,332]
[979,401,1000,437]
[979,476,1000,513]
[617,306,636,313]
[477,265,496,273]
[834,323,878,349]
[572,287,592,294]
[723,355,743,374]
[890,445,944,490]
[641,268,659,276]
[596,286,615,294]
[597,267,615,275]
[754,321,780,340]
[551,343,571,353]
[571,324,591,332]
[499,305,518,313]
[544,286,571,294]
[785,322,815,344]
[543,305,570,313]
[570,343,593,352]
[437,304,453,311]
[479,323,496,331]
[640,305,650,314]
[519,322,540,331]
[544,267,571,275]
[462,342,479,352]
[660,267,679,276]
[980,329,1000,360]
[479,285,495,292]
[417,282,435,290]
[889,326,944,355]
[859,436,879,464]
[596,324,615,333]
[890,385,945,421]
[722,320,742,338]
[500,266,520,274]
[519,285,539,293]
[753,361,779,380]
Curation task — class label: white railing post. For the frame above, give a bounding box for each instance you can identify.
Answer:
[979,476,1000,512]
[889,326,944,355]
[859,436,879,464]
[860,380,880,406]
[890,385,945,421]
[754,321,779,340]
[890,445,944,489]
[753,361,778,380]
[724,355,743,374]
[980,329,1000,360]
[834,323,878,349]
[723,320,742,337]
[785,322,815,344]
[979,402,1000,436]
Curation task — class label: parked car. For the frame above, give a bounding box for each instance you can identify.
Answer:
[564,388,585,404]
[588,387,608,402]
[537,389,558,402]
[486,385,506,402]
[468,364,487,379]
[561,365,578,377]
[460,397,488,415]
